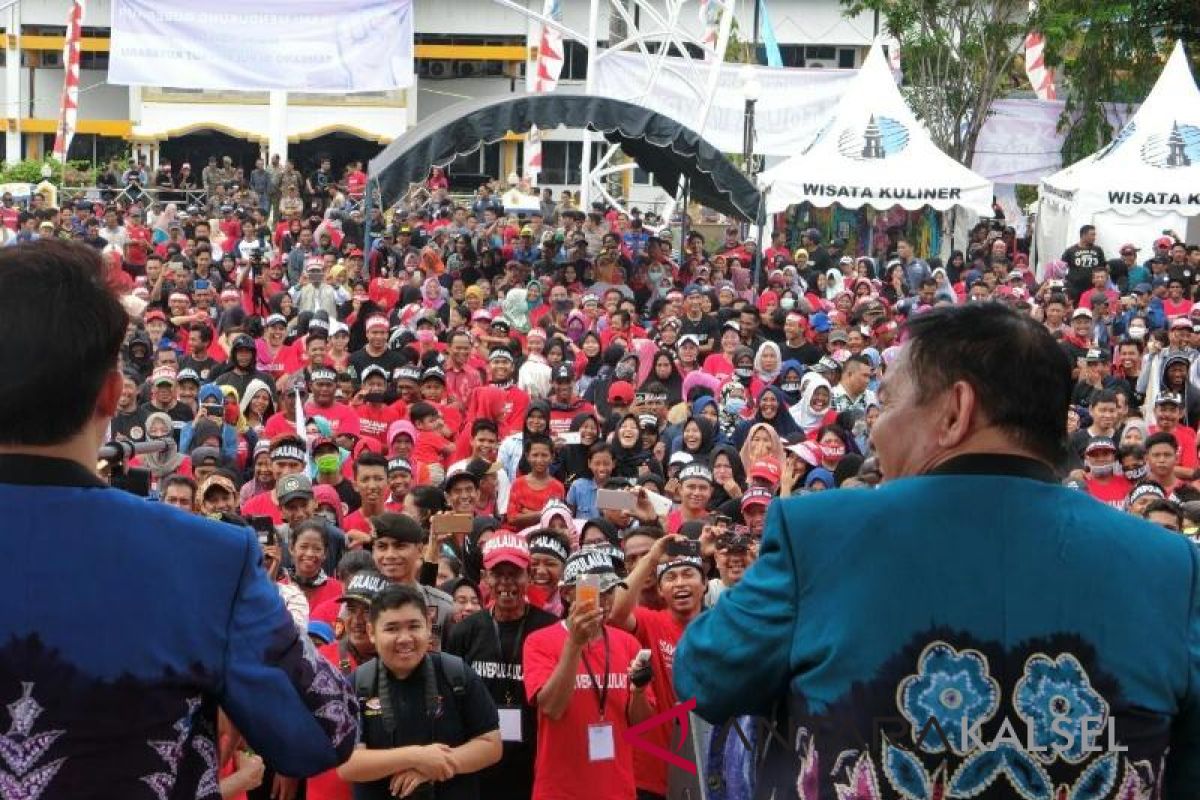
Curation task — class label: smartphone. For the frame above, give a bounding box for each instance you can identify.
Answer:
[596,489,638,512]
[666,538,701,558]
[576,574,601,611]
[250,515,276,547]
[431,513,473,536]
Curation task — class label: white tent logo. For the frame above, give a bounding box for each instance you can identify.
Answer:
[1094,121,1137,161]
[837,115,910,160]
[1139,121,1200,168]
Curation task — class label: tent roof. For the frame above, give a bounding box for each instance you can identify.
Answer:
[1041,41,1200,217]
[367,92,762,222]
[757,40,993,215]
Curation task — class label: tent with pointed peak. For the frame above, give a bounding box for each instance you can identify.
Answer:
[1036,41,1200,264]
[757,40,993,216]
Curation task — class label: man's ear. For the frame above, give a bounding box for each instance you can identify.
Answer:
[96,369,123,418]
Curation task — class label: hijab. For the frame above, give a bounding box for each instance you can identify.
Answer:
[776,360,806,405]
[753,341,783,384]
[142,411,185,478]
[611,412,658,479]
[794,374,833,434]
[502,288,532,333]
[641,348,684,406]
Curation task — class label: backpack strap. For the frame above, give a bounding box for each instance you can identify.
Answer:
[432,652,468,698]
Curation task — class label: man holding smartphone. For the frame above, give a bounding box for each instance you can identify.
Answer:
[610,535,706,800]
[523,548,655,800]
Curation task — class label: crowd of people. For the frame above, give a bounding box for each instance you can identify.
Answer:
[22,155,1199,799]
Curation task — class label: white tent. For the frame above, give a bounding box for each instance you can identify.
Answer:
[1036,41,1200,266]
[757,40,994,217]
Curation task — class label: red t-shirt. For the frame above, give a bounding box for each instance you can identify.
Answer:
[508,475,565,517]
[346,170,367,199]
[305,401,362,437]
[1085,476,1133,510]
[523,623,647,800]
[630,606,689,796]
[240,490,282,525]
[548,402,595,437]
[412,429,453,468]
[355,403,401,447]
[281,575,345,614]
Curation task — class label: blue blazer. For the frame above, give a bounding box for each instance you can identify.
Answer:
[0,455,356,799]
[675,455,1200,800]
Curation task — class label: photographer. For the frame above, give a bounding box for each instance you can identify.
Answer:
[0,240,356,794]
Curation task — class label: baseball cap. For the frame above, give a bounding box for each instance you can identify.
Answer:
[265,313,287,327]
[151,367,176,386]
[277,473,314,505]
[307,621,335,645]
[1120,243,1140,255]
[176,368,200,385]
[1071,308,1093,320]
[491,318,511,331]
[370,511,424,544]
[520,225,533,236]
[1084,436,1117,455]
[386,457,412,475]
[338,571,390,605]
[809,313,832,333]
[552,364,574,382]
[1171,316,1193,330]
[608,381,635,405]
[231,334,256,353]
[561,547,624,591]
[677,334,701,348]
[741,486,774,511]
[1155,236,1174,249]
[144,309,167,323]
[482,533,531,570]
[828,329,850,344]
[749,458,781,486]
[668,451,694,467]
[1133,283,1152,294]
[813,356,840,374]
[1156,391,1183,407]
[443,466,480,491]
[1084,348,1105,362]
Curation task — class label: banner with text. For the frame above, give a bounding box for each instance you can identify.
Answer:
[108,0,414,93]
[592,51,855,157]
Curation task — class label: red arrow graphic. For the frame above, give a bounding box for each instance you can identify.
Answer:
[621,696,698,775]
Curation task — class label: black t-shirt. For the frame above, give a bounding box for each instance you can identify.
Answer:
[110,407,147,442]
[1062,245,1107,296]
[348,348,406,383]
[328,475,362,514]
[354,654,499,800]
[443,607,558,800]
[785,342,824,366]
[1167,262,1196,289]
[679,313,720,351]
[180,355,222,382]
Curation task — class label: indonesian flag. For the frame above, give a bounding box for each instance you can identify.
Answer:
[52,0,86,162]
[1023,5,1056,101]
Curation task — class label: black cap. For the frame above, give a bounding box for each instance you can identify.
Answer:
[552,364,574,382]
[369,512,425,544]
[338,571,389,605]
[231,334,255,353]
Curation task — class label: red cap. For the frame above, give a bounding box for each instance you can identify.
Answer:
[608,381,635,405]
[482,533,531,569]
[741,487,774,510]
[1155,236,1175,249]
[749,457,781,486]
[144,309,167,322]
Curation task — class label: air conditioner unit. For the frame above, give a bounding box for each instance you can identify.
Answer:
[426,60,454,79]
[455,61,478,78]
[806,61,829,69]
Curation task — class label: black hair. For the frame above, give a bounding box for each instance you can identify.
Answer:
[1140,498,1183,527]
[1145,431,1178,453]
[410,485,449,514]
[1090,389,1118,408]
[354,451,388,476]
[291,519,329,550]
[161,474,197,498]
[471,418,499,437]
[588,442,615,461]
[190,323,214,344]
[525,432,554,454]
[369,583,429,624]
[0,241,127,445]
[1118,443,1146,460]
[335,550,376,582]
[902,303,1071,467]
[1079,225,1096,236]
[408,401,438,423]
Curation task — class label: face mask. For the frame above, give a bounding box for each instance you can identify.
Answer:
[781,381,802,394]
[725,397,746,414]
[314,453,340,474]
[1128,325,1146,340]
[734,367,753,380]
[1087,462,1115,477]
[781,297,796,310]
[615,363,636,380]
[416,330,436,343]
[527,297,542,310]
[648,269,664,285]
[554,298,573,313]
[1123,463,1148,481]
[224,403,239,424]
[821,442,845,461]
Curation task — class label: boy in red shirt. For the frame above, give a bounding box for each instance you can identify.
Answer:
[351,365,400,447]
[409,400,455,484]
[1082,436,1131,510]
[522,549,654,800]
[506,433,565,529]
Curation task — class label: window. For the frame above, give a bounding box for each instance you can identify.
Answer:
[560,40,589,81]
[448,141,502,180]
[540,141,584,185]
[80,51,109,70]
[838,48,857,68]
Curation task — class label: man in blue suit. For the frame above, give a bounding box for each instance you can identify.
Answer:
[676,303,1200,799]
[0,240,356,799]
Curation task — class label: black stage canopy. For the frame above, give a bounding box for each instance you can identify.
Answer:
[368,92,761,222]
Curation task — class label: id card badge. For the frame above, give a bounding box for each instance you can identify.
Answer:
[588,722,616,762]
[498,707,523,743]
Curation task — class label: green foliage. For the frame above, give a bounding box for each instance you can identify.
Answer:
[0,158,96,186]
[841,0,1032,165]
[1039,0,1200,165]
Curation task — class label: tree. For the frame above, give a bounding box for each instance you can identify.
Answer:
[841,0,1032,166]
[1040,0,1200,165]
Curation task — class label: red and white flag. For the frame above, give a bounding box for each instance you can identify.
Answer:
[1023,11,1056,102]
[52,0,86,162]
[525,0,564,181]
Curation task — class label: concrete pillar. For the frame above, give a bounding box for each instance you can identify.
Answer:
[268,90,288,164]
[5,5,21,163]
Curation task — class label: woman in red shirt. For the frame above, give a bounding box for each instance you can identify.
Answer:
[280,520,344,611]
[507,433,565,529]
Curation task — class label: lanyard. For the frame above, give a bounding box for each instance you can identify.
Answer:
[579,630,610,721]
[491,612,528,704]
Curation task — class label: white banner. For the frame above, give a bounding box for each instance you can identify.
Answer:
[592,51,855,157]
[108,0,414,93]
